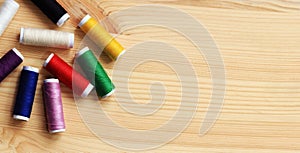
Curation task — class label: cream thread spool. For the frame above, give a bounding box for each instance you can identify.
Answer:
[0,0,19,36]
[19,27,74,49]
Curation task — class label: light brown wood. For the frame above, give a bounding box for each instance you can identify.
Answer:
[0,0,300,152]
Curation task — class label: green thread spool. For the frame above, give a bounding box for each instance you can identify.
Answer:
[76,47,115,98]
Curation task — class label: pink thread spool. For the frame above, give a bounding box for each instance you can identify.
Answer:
[43,79,65,134]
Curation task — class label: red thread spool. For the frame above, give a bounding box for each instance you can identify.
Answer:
[43,53,94,97]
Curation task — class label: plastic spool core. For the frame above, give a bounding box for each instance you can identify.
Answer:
[23,66,39,73]
[13,115,29,121]
[12,48,24,60]
[19,27,24,43]
[56,13,70,27]
[68,33,74,48]
[44,53,55,67]
[50,129,66,134]
[78,14,91,27]
[81,83,94,98]
[44,78,59,83]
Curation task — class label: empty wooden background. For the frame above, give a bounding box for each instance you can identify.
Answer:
[0,0,300,152]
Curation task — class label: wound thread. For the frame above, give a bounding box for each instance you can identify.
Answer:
[19,27,74,49]
[78,14,125,61]
[31,0,70,27]
[0,0,19,36]
[43,53,94,97]
[43,79,65,134]
[76,47,115,98]
[0,48,24,83]
[13,66,39,121]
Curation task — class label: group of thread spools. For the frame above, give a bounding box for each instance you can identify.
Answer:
[0,0,125,134]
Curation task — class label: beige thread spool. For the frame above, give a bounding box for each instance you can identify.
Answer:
[19,27,74,49]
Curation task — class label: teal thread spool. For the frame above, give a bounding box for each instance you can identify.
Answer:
[76,47,115,98]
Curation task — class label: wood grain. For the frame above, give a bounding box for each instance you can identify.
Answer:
[0,0,299,152]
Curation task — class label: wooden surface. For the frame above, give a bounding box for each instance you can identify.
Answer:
[1,0,300,152]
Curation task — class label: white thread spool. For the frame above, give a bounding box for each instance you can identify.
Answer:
[0,0,19,36]
[19,28,74,49]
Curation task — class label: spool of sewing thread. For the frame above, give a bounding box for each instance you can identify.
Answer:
[19,27,74,49]
[78,14,126,61]
[31,0,70,27]
[13,66,39,121]
[0,48,24,83]
[76,47,115,98]
[0,0,19,36]
[43,53,94,97]
[43,79,65,133]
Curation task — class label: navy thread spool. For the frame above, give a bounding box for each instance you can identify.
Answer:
[13,66,39,121]
[31,0,70,27]
[0,48,24,83]
[43,79,65,133]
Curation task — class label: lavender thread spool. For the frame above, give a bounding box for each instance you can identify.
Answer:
[0,48,24,83]
[43,79,65,133]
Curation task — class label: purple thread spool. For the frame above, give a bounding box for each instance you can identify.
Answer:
[43,79,65,134]
[0,48,24,83]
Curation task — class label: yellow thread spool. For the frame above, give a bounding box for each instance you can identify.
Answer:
[78,15,125,61]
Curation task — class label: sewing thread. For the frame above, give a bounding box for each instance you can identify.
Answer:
[19,27,74,49]
[0,48,24,83]
[76,47,115,98]
[0,0,19,36]
[43,79,65,134]
[13,66,39,121]
[43,53,94,97]
[31,0,70,27]
[78,14,126,61]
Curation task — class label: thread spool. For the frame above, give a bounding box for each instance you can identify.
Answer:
[43,53,94,97]
[13,66,39,121]
[78,14,126,61]
[0,0,19,36]
[43,79,65,134]
[76,47,115,98]
[31,0,70,27]
[0,48,24,83]
[19,28,74,49]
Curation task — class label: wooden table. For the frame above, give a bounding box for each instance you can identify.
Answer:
[0,0,300,152]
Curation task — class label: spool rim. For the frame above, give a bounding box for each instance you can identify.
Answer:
[78,14,91,27]
[49,129,65,134]
[19,27,24,43]
[56,13,70,27]
[23,66,39,73]
[8,0,20,8]
[12,48,24,60]
[101,88,116,99]
[44,53,55,68]
[13,115,29,121]
[115,49,126,61]
[44,78,59,83]
[81,83,94,97]
[68,33,74,48]
[76,47,90,58]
